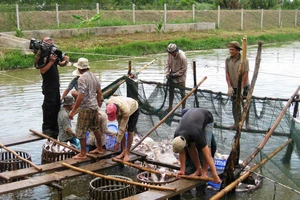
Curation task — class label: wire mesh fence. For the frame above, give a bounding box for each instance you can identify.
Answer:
[0,3,299,32]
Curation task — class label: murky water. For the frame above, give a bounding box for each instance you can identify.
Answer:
[0,42,299,199]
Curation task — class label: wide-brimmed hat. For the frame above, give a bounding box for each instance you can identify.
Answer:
[226,41,242,50]
[72,69,81,77]
[172,136,186,153]
[62,96,75,106]
[106,103,117,121]
[166,43,179,53]
[73,58,90,70]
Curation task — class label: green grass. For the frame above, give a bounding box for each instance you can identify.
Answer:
[1,29,300,70]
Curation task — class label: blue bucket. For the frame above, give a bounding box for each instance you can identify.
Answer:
[106,124,128,149]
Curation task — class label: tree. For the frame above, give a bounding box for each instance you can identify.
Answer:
[72,13,101,37]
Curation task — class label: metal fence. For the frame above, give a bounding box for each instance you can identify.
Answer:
[0,3,299,32]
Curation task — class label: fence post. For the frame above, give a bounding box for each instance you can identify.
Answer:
[132,4,136,24]
[279,8,282,28]
[164,4,167,30]
[295,10,298,28]
[192,4,195,23]
[261,9,264,30]
[16,4,20,30]
[96,3,100,26]
[56,3,59,27]
[217,5,220,29]
[96,3,99,14]
[241,8,243,31]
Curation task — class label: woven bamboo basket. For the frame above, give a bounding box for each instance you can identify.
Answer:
[0,150,32,183]
[136,171,177,193]
[41,143,77,164]
[89,175,135,200]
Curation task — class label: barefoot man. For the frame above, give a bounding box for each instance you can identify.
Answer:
[69,58,104,159]
[171,108,221,183]
[105,96,139,162]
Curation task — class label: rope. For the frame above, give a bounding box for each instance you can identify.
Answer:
[0,71,36,83]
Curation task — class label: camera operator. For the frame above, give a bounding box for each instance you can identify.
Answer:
[39,37,69,138]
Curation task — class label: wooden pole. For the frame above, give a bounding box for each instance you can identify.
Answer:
[0,143,42,171]
[112,157,214,182]
[192,60,199,108]
[62,162,177,191]
[29,129,97,159]
[127,60,132,76]
[131,76,207,151]
[240,41,263,128]
[210,138,293,200]
[102,58,157,98]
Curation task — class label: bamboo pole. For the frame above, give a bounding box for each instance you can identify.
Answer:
[210,138,293,200]
[112,157,214,182]
[239,41,262,130]
[240,86,300,168]
[0,143,42,171]
[192,60,199,108]
[102,58,157,97]
[131,76,207,151]
[61,162,177,191]
[29,129,98,159]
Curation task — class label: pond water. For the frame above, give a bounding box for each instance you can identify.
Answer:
[0,42,299,199]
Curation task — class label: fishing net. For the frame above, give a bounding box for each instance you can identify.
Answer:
[102,75,300,195]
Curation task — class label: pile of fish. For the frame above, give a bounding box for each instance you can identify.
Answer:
[44,139,74,153]
[132,135,180,166]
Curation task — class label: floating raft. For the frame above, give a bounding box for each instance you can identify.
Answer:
[0,132,209,199]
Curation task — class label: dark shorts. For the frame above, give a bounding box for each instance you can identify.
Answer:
[127,109,139,132]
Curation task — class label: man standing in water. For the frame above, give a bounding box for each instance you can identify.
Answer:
[165,43,187,112]
[171,108,221,184]
[69,58,104,159]
[225,41,250,130]
[37,37,69,138]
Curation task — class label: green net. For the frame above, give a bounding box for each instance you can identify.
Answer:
[102,75,300,194]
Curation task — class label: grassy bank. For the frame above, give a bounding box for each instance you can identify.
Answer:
[1,28,300,70]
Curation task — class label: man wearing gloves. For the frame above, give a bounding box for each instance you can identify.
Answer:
[105,96,139,162]
[165,43,187,112]
[225,41,250,130]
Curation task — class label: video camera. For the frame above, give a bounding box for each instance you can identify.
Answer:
[29,38,65,62]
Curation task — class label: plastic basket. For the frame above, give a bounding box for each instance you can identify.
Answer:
[214,158,226,170]
[207,158,227,189]
[106,124,128,149]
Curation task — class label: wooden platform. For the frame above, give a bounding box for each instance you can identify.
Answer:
[0,133,205,199]
[0,155,142,194]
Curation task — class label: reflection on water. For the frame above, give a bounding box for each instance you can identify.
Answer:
[0,42,299,199]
